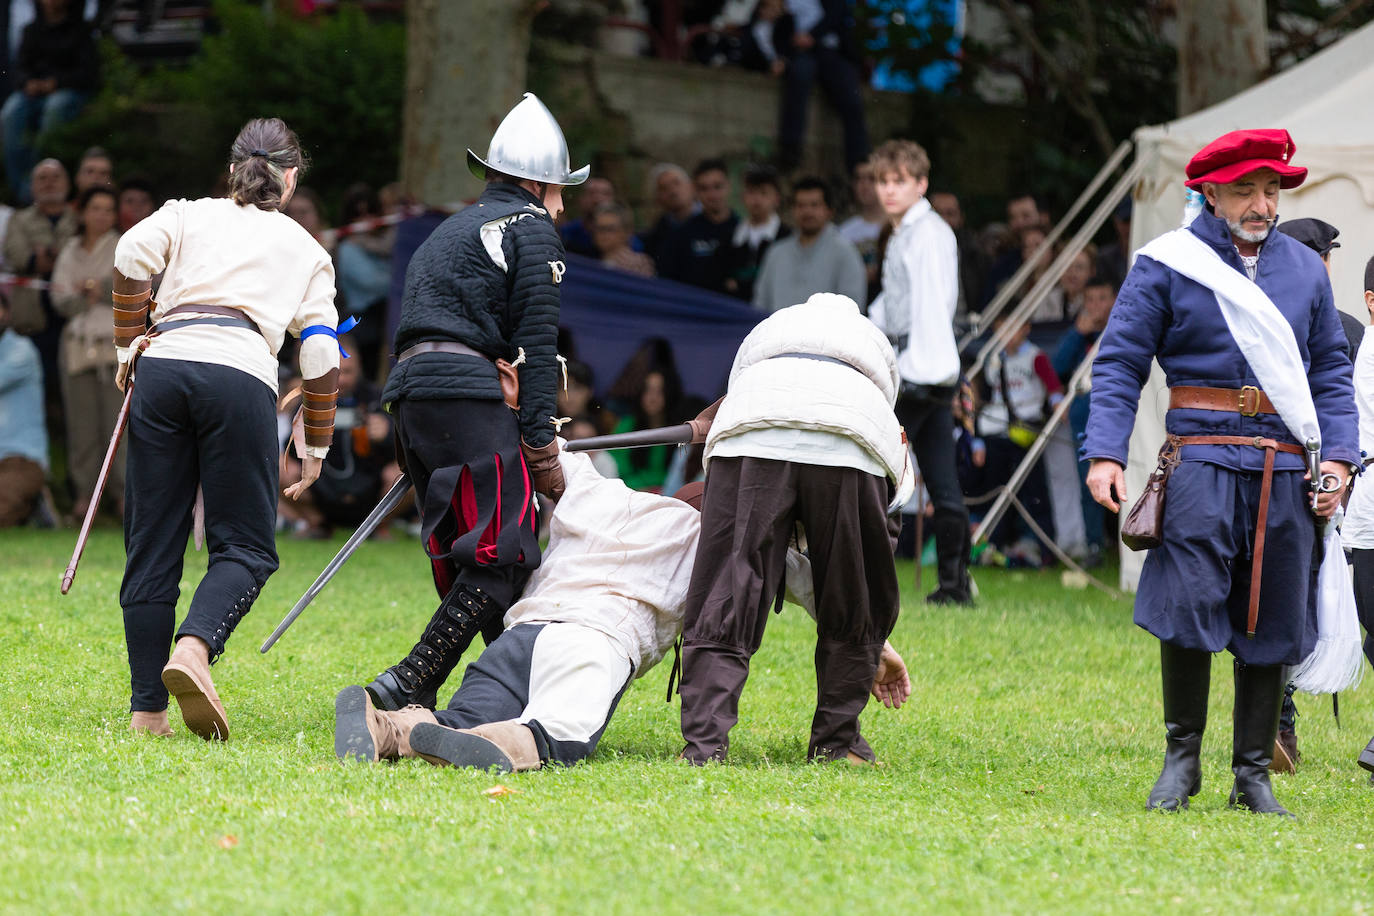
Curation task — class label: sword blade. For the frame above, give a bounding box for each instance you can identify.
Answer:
[259,473,411,653]
[564,423,694,452]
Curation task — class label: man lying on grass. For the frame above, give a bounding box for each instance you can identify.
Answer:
[334,447,912,773]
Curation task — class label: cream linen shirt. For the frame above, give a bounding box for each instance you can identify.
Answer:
[113,197,339,395]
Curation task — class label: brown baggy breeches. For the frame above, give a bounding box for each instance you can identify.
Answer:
[678,456,901,763]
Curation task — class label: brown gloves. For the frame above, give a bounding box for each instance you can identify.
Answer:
[522,438,565,501]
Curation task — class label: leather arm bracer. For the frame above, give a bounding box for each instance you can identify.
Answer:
[112,269,151,348]
[302,368,340,450]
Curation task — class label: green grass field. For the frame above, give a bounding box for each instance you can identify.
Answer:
[3,528,1373,915]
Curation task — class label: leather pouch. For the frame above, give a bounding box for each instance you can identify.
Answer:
[1120,436,1180,551]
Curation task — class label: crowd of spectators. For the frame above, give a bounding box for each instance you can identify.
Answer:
[0,0,1123,573]
[545,152,1122,570]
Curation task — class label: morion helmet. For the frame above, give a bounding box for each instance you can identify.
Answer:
[466,92,590,186]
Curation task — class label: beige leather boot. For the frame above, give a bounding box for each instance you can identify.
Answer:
[334,685,437,762]
[161,637,228,741]
[408,719,543,773]
[129,710,173,737]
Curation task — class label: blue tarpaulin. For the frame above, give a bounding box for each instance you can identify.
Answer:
[387,215,762,401]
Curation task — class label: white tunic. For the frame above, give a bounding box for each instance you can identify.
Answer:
[504,449,701,676]
[113,197,339,395]
[1341,325,1374,548]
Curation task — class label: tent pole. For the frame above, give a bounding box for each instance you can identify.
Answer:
[972,340,1100,547]
[959,139,1134,350]
[968,155,1147,383]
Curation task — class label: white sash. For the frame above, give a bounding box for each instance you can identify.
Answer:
[1136,228,1361,694]
[1136,228,1319,448]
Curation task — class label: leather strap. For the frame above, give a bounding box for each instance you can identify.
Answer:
[1171,434,1304,638]
[397,340,488,362]
[155,304,262,337]
[1169,385,1277,417]
[112,271,153,348]
[112,288,151,306]
[301,368,340,450]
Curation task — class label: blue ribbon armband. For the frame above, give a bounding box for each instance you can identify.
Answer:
[301,316,359,358]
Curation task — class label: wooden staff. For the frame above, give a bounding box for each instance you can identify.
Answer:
[61,382,133,594]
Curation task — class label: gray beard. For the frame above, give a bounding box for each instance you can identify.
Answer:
[1227,218,1271,244]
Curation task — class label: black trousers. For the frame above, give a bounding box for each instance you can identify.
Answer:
[1352,548,1374,669]
[392,397,541,610]
[120,358,279,712]
[895,387,965,516]
[679,457,900,763]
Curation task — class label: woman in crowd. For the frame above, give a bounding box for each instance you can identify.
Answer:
[610,365,683,492]
[114,118,339,741]
[52,185,120,519]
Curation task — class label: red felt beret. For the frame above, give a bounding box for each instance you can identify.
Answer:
[1184,128,1307,190]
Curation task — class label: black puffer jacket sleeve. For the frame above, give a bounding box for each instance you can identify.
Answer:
[503,214,564,448]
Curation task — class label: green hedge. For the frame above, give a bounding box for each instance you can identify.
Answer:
[43,1,404,222]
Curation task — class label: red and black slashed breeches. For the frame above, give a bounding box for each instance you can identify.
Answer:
[392,397,541,610]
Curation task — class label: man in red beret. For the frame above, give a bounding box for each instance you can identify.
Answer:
[1081,128,1359,817]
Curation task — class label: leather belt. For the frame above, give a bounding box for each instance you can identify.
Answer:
[1169,385,1276,417]
[152,304,263,337]
[397,340,490,363]
[1169,433,1304,639]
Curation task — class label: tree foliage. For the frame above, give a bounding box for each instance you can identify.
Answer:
[43,1,404,220]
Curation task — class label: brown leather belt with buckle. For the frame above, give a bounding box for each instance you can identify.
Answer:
[1170,434,1304,639]
[1169,385,1276,417]
[397,340,490,363]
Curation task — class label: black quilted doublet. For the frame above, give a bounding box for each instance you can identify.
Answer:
[383,182,564,447]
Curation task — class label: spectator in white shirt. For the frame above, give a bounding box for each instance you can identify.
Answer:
[866,139,971,605]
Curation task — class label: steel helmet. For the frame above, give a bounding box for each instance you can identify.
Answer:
[466,92,590,186]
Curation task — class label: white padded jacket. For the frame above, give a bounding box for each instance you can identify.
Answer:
[705,293,915,507]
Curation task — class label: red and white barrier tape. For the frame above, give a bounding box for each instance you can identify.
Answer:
[0,200,470,293]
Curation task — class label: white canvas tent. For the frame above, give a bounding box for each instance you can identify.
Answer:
[1122,21,1374,590]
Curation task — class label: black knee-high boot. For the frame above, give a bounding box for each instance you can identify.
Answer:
[1147,641,1211,811]
[1359,734,1374,776]
[366,584,502,711]
[926,507,973,606]
[1228,661,1294,817]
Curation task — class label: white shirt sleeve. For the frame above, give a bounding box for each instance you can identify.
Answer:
[290,255,341,384]
[903,219,959,324]
[113,200,182,281]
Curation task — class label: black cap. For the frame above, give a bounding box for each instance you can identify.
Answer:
[1277,217,1341,256]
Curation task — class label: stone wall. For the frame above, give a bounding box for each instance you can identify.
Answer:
[530,40,909,214]
[529,40,1026,223]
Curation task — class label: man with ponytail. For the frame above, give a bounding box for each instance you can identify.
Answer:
[363,93,588,712]
[113,117,340,741]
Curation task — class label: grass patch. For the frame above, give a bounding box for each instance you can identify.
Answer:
[3,529,1374,914]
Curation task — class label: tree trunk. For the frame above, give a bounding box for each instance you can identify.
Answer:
[402,0,540,206]
[1177,0,1269,115]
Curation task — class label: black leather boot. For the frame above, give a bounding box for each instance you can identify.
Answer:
[926,507,973,605]
[1228,661,1295,818]
[366,584,501,711]
[1357,734,1374,775]
[1147,641,1211,811]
